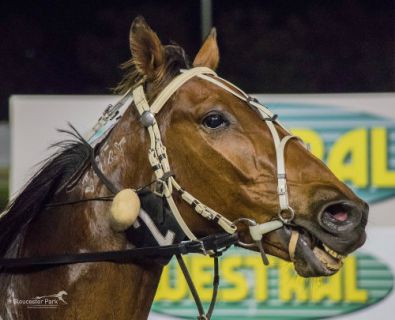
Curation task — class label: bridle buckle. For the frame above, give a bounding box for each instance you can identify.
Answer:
[278,207,295,225]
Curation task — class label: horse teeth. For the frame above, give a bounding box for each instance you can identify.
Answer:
[323,260,344,271]
[323,243,345,260]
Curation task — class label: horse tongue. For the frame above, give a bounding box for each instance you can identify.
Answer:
[333,211,348,222]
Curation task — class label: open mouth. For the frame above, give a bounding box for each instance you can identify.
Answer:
[273,201,366,277]
[239,201,367,277]
[287,226,346,276]
[260,221,358,277]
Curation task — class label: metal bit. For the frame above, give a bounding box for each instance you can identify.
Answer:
[255,240,269,265]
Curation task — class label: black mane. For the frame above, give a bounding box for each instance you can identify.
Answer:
[0,128,92,258]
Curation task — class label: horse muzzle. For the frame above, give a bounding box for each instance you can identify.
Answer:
[277,199,369,277]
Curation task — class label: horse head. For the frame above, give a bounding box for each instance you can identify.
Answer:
[0,15,370,320]
[114,16,368,277]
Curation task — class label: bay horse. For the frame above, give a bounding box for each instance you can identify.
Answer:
[0,17,368,320]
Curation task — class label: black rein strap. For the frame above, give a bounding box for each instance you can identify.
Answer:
[0,233,237,270]
[176,252,221,320]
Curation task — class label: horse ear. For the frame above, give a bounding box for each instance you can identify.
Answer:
[129,16,165,79]
[193,28,220,70]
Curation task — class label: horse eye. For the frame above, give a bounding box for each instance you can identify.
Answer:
[202,112,229,129]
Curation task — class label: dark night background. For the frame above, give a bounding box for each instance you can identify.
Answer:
[0,0,394,121]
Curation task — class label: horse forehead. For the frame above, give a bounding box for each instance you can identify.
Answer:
[176,78,219,102]
[175,77,250,113]
[174,77,229,101]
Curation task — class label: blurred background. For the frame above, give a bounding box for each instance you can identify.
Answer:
[1,0,394,209]
[1,0,394,207]
[1,1,395,319]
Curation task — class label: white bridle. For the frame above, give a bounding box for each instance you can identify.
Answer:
[129,66,300,256]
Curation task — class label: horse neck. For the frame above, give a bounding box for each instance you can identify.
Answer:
[20,104,153,253]
[6,107,163,320]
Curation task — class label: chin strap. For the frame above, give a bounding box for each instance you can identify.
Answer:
[288,229,300,262]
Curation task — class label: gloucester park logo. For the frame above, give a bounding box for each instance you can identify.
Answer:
[152,103,394,319]
[7,291,68,309]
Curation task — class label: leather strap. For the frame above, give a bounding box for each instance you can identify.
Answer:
[176,253,221,320]
[0,233,238,270]
[150,67,216,114]
[288,230,299,261]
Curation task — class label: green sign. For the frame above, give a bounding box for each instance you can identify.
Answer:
[153,249,393,319]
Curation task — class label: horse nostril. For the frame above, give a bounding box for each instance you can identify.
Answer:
[318,201,362,233]
[326,203,350,222]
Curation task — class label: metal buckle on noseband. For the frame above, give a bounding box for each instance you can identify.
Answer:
[278,207,295,225]
[232,218,258,248]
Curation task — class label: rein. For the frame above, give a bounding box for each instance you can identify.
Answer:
[0,66,303,320]
[0,232,237,269]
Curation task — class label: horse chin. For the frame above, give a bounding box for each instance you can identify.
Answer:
[263,227,349,277]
